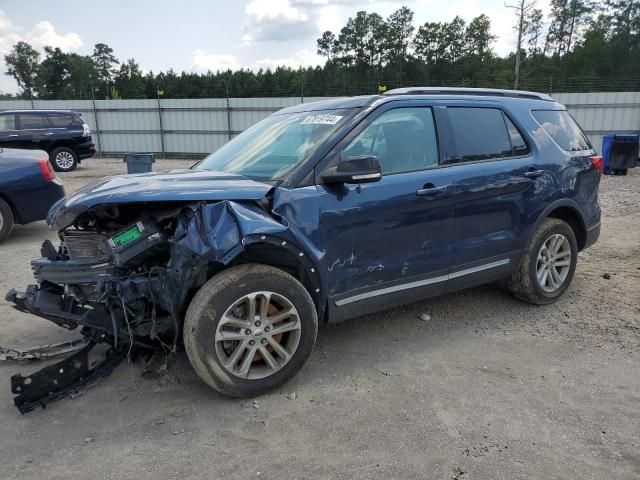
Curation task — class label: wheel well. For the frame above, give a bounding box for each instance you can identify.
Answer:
[0,192,20,224]
[48,142,76,154]
[230,243,320,307]
[547,206,586,250]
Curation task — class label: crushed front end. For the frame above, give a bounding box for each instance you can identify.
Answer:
[6,202,228,413]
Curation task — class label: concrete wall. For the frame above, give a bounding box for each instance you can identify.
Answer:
[1,92,637,155]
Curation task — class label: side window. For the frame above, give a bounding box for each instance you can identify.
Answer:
[503,114,529,155]
[0,114,16,131]
[342,107,438,174]
[531,110,591,151]
[47,114,74,128]
[18,113,49,129]
[447,107,512,162]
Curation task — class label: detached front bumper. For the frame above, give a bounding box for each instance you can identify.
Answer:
[11,341,125,414]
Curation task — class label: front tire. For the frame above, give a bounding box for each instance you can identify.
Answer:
[184,264,318,397]
[50,147,78,172]
[0,197,14,243]
[507,218,578,305]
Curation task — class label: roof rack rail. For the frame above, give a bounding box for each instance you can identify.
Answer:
[383,87,553,101]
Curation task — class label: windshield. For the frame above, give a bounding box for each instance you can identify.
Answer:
[195,108,357,181]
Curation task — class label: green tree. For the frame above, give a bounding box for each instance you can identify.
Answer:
[92,43,119,97]
[4,41,40,98]
[546,0,594,56]
[413,22,445,65]
[385,6,414,64]
[465,14,496,59]
[62,53,98,99]
[114,58,146,98]
[317,31,337,59]
[604,0,640,54]
[442,16,467,63]
[525,8,545,55]
[37,46,70,99]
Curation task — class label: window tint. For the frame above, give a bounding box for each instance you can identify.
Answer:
[447,107,512,162]
[503,114,529,155]
[18,113,48,129]
[48,113,74,128]
[0,114,16,131]
[531,110,591,151]
[343,107,438,174]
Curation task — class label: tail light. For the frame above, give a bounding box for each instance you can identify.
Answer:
[82,123,91,137]
[591,155,604,177]
[39,158,56,181]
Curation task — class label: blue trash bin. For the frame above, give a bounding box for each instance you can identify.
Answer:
[123,153,155,174]
[602,134,638,175]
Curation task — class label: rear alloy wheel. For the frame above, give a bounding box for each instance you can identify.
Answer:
[536,233,572,293]
[506,217,578,304]
[0,197,15,243]
[50,147,78,172]
[184,264,317,397]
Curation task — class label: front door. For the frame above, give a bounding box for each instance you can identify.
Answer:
[316,105,457,318]
[0,113,20,148]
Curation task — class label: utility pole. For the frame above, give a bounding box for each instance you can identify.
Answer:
[506,0,535,90]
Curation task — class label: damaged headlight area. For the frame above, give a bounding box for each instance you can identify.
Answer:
[6,203,222,413]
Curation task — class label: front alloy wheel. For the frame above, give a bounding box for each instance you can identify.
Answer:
[215,291,302,379]
[184,264,317,397]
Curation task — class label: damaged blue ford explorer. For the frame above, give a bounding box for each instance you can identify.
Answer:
[7,87,601,412]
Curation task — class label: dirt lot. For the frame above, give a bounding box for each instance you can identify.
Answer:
[1,157,638,480]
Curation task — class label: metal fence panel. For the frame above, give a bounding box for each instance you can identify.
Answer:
[0,93,637,155]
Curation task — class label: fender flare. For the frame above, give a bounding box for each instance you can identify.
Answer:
[526,198,587,249]
[234,233,327,322]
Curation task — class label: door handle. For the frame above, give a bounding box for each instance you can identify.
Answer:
[9,134,18,137]
[42,132,54,136]
[523,169,545,179]
[416,185,448,196]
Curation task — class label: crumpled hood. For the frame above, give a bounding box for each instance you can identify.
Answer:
[48,170,273,230]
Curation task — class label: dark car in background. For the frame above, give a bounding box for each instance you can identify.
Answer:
[0,110,95,172]
[0,148,65,242]
[7,87,601,412]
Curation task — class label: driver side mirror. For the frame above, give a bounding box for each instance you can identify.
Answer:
[321,155,382,184]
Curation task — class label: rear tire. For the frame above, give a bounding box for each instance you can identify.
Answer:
[507,218,578,305]
[184,264,318,398]
[50,147,78,172]
[0,197,15,243]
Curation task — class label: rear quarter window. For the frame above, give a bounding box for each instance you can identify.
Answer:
[47,113,74,128]
[531,110,592,151]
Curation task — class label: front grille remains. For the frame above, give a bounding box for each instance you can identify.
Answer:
[62,232,110,260]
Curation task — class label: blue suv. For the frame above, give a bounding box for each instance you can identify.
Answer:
[7,88,601,410]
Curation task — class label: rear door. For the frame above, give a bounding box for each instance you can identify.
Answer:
[47,112,81,146]
[442,105,550,286]
[16,112,54,150]
[0,113,20,147]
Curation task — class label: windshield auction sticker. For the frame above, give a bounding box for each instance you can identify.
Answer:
[301,114,343,125]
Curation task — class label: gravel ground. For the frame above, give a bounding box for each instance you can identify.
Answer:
[0,157,638,480]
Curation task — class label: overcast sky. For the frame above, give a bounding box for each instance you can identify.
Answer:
[0,0,542,94]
